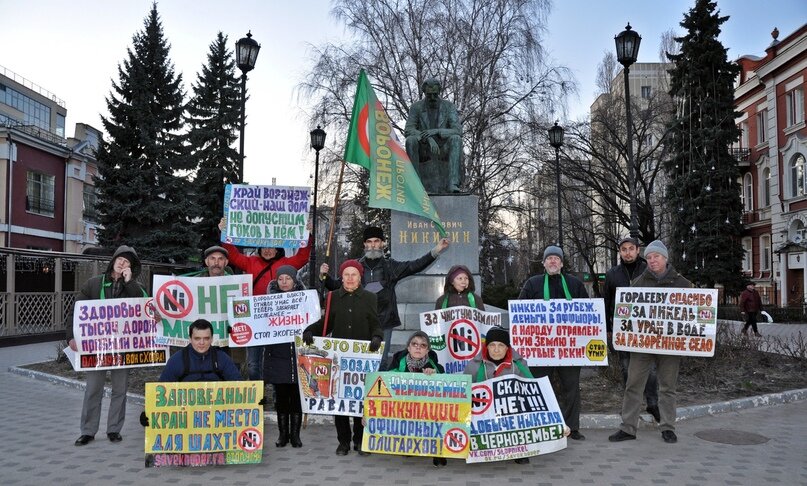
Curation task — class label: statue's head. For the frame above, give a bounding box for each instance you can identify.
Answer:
[422,77,442,107]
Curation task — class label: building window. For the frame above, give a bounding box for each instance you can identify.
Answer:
[762,166,771,207]
[756,110,767,144]
[741,237,752,272]
[739,120,749,148]
[786,87,805,127]
[26,171,55,216]
[760,235,771,271]
[83,185,98,222]
[640,86,651,99]
[791,153,806,197]
[56,113,65,138]
[743,173,753,211]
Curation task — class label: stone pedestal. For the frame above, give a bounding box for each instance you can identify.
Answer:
[389,195,480,347]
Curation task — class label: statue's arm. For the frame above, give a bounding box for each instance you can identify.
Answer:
[444,102,462,137]
[404,105,422,138]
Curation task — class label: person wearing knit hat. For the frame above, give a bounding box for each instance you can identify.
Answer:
[517,245,589,441]
[609,239,692,445]
[603,235,658,423]
[319,226,451,368]
[304,259,382,457]
[464,327,569,463]
[264,264,307,450]
[435,264,485,310]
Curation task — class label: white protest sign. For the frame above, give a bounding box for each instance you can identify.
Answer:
[420,306,503,374]
[227,290,321,347]
[221,184,310,249]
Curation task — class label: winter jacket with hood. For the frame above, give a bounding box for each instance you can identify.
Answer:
[66,245,147,341]
[434,264,485,310]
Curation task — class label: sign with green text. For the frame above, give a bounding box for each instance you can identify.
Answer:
[221,184,310,249]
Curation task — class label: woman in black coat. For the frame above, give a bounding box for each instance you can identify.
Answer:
[264,265,306,448]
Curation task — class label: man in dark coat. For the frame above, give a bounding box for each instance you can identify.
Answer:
[305,260,382,456]
[609,240,692,444]
[67,245,147,446]
[603,236,659,422]
[320,226,449,367]
[739,282,763,336]
[518,245,588,441]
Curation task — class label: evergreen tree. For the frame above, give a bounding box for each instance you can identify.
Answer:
[95,3,198,262]
[187,32,241,251]
[664,0,744,291]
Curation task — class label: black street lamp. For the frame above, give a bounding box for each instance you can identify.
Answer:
[548,121,564,249]
[309,126,326,288]
[615,23,641,241]
[235,31,261,183]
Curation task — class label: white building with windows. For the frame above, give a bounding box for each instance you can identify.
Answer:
[736,25,807,306]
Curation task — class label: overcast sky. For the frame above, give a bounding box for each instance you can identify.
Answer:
[2,1,804,188]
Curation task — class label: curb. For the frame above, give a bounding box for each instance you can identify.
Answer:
[9,365,806,429]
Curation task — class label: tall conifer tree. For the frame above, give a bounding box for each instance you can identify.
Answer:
[187,32,241,250]
[664,0,744,291]
[95,3,197,262]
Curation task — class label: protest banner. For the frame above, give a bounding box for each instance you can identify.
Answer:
[221,184,310,249]
[70,297,167,371]
[227,290,320,347]
[144,381,264,467]
[295,335,383,417]
[153,275,252,347]
[467,375,566,463]
[612,287,718,357]
[508,299,608,366]
[420,306,502,374]
[362,372,472,459]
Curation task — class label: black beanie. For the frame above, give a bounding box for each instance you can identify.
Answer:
[485,327,510,348]
[363,226,385,241]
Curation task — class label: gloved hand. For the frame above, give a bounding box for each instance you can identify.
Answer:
[258,397,267,406]
[302,330,314,346]
[139,411,149,427]
[368,335,382,352]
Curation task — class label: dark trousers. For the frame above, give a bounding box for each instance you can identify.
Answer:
[529,366,581,431]
[619,351,658,407]
[742,312,760,334]
[334,416,363,447]
[274,383,302,414]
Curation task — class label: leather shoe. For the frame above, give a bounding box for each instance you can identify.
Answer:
[646,405,661,422]
[661,430,678,443]
[608,430,636,442]
[354,444,370,456]
[74,435,94,446]
[335,443,350,456]
[432,457,447,467]
[569,430,586,440]
[107,432,123,442]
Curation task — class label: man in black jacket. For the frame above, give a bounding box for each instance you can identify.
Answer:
[603,236,659,422]
[518,245,588,441]
[320,226,449,366]
[67,245,147,446]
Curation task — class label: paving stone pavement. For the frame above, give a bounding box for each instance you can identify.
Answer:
[2,343,806,486]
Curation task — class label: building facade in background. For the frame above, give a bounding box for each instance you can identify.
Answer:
[736,25,807,306]
[0,65,100,254]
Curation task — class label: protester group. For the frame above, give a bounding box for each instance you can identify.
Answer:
[66,185,722,468]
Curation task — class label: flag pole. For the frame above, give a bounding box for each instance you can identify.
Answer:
[325,159,347,259]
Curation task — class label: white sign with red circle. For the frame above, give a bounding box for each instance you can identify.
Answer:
[447,319,480,360]
[155,280,193,319]
[238,427,263,452]
[443,427,470,453]
[471,384,493,415]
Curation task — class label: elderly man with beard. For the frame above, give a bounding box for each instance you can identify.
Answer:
[320,226,449,367]
[603,236,659,422]
[518,245,589,441]
[609,240,692,444]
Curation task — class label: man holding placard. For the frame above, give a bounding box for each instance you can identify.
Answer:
[517,245,588,441]
[609,240,692,444]
[67,246,147,446]
[603,236,659,423]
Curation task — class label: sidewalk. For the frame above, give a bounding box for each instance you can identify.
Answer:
[2,342,806,485]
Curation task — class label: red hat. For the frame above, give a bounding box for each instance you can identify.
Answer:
[339,259,364,278]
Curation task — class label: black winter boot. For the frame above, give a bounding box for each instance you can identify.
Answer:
[275,413,290,447]
[290,413,303,448]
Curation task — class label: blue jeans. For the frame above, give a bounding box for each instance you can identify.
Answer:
[248,346,264,381]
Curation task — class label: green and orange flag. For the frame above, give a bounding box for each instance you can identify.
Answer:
[343,70,445,236]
